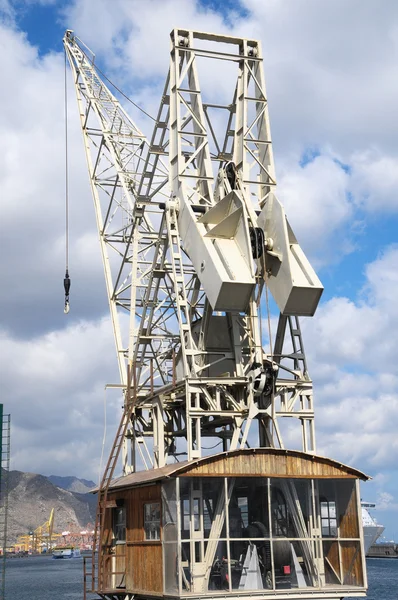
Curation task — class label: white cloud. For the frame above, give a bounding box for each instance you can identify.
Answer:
[2,316,120,478]
[62,0,231,77]
[376,491,398,513]
[364,245,398,313]
[243,0,398,157]
[277,154,352,266]
[304,245,398,370]
[350,150,398,213]
[58,0,398,161]
[0,22,108,336]
[300,246,398,485]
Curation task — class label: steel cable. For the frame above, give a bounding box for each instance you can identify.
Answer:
[64,49,71,313]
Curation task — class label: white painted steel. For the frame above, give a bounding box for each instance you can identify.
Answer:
[258,193,323,316]
[64,28,322,474]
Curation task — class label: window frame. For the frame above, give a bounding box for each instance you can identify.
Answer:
[320,498,338,537]
[112,505,126,544]
[143,501,161,541]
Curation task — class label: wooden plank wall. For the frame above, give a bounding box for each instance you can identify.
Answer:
[323,541,341,584]
[126,484,163,594]
[101,490,126,590]
[127,544,163,593]
[341,542,363,586]
[182,452,357,478]
[339,484,362,585]
[102,485,163,594]
[339,484,359,538]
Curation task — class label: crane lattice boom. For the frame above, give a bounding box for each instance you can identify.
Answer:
[64,29,322,473]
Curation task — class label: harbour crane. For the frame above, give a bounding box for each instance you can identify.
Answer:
[64,28,368,600]
[16,508,58,553]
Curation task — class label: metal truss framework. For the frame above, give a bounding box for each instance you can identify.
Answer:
[0,409,10,600]
[64,28,317,477]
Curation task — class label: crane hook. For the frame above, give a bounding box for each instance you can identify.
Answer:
[64,270,71,314]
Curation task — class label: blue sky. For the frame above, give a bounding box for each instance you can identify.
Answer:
[1,0,397,541]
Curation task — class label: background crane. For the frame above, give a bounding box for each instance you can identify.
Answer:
[15,508,59,553]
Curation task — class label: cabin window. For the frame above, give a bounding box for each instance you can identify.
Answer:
[113,506,126,543]
[182,498,190,533]
[193,497,200,531]
[272,487,289,537]
[168,475,364,594]
[144,502,161,540]
[203,497,214,530]
[162,480,179,594]
[321,499,337,536]
[237,496,249,528]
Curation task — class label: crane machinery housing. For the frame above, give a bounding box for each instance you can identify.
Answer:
[64,28,369,600]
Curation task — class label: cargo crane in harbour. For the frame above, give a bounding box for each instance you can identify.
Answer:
[64,28,369,600]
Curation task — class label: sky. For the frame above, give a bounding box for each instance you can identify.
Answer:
[0,0,397,540]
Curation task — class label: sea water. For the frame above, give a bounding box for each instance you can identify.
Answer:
[350,558,398,600]
[5,555,96,600]
[5,555,398,599]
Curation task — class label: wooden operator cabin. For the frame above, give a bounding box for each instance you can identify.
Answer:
[99,448,369,599]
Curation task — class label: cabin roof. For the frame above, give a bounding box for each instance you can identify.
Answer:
[102,448,369,492]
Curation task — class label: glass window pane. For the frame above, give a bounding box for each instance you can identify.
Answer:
[230,478,269,539]
[204,497,213,530]
[113,506,126,543]
[208,541,230,591]
[238,497,249,528]
[193,498,200,531]
[144,502,160,540]
[180,478,225,540]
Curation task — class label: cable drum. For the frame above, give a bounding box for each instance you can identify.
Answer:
[248,363,276,401]
[250,227,265,259]
[272,538,292,571]
[248,364,267,396]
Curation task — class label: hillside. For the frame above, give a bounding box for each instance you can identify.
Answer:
[47,474,96,494]
[6,469,97,543]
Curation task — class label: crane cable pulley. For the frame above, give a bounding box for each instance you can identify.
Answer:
[64,48,71,314]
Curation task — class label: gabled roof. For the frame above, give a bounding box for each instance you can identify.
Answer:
[102,448,369,493]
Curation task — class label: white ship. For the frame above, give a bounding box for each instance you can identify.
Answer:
[52,545,81,559]
[361,502,385,554]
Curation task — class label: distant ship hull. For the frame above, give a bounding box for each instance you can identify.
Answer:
[367,542,398,558]
[361,502,385,555]
[363,524,385,555]
[52,547,81,559]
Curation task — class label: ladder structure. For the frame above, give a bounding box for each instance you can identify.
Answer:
[0,406,10,600]
[92,369,136,590]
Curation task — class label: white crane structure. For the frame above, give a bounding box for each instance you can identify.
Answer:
[64,28,322,471]
[64,28,368,600]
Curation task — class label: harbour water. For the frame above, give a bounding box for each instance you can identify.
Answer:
[5,554,398,599]
[5,554,96,600]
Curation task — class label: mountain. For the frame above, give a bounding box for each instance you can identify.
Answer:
[6,469,97,544]
[47,475,96,494]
